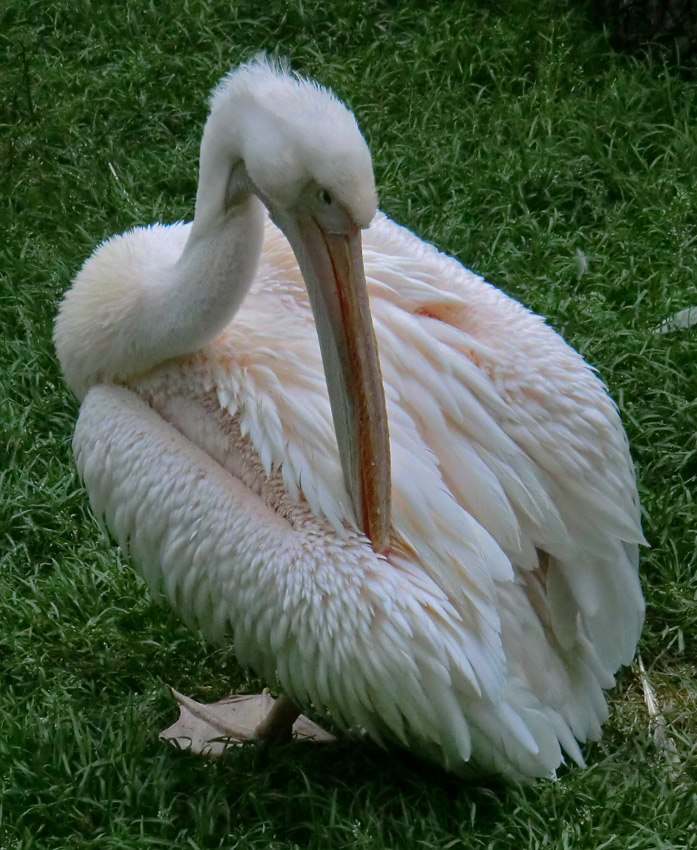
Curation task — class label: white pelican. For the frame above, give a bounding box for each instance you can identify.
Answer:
[54,58,645,780]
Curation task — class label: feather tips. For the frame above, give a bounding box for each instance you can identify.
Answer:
[73,209,643,779]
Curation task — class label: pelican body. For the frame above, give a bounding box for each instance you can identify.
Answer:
[54,59,644,780]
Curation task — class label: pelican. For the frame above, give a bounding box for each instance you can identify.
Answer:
[54,58,644,780]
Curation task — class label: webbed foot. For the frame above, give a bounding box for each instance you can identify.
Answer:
[160,687,335,756]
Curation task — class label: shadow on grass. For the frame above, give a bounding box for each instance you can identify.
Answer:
[159,731,506,846]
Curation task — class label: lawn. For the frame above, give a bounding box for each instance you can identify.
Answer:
[2,0,696,847]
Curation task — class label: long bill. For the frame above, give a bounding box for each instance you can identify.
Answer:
[271,209,391,555]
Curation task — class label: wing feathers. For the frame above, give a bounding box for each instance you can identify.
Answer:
[75,211,644,778]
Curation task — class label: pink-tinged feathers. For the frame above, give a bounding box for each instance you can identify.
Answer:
[70,210,643,779]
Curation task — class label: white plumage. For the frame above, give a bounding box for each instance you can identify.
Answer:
[55,58,644,780]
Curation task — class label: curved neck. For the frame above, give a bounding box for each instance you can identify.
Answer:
[154,191,265,360]
[56,119,267,398]
[146,118,265,363]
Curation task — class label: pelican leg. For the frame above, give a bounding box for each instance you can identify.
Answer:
[253,692,301,741]
[160,687,335,756]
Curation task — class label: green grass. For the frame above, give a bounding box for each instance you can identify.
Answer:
[2,0,697,847]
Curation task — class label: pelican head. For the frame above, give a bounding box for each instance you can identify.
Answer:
[202,58,377,226]
[196,59,390,551]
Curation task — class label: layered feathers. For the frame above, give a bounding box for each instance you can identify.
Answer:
[71,210,644,779]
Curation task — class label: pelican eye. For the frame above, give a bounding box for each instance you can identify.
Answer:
[318,189,333,206]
